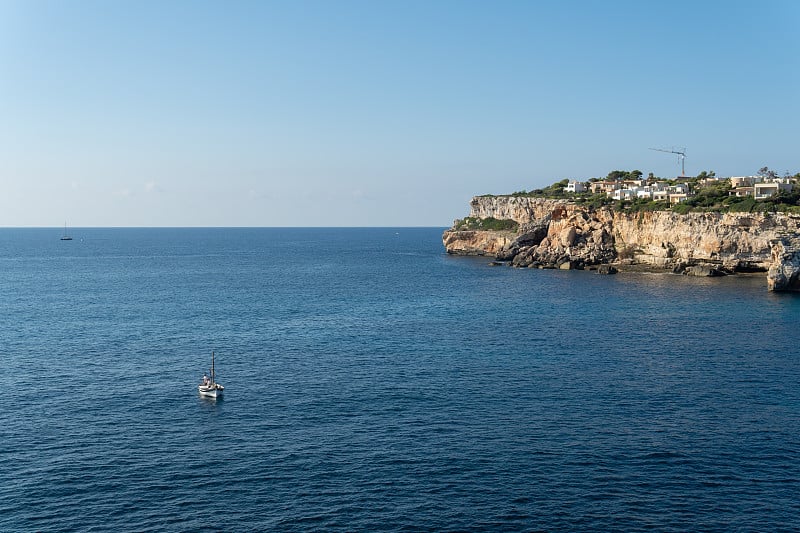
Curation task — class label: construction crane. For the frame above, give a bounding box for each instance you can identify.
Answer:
[649,147,687,176]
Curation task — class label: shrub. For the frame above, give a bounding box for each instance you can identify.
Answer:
[671,203,692,214]
[453,217,519,231]
[628,198,668,213]
[586,194,613,209]
[728,197,756,213]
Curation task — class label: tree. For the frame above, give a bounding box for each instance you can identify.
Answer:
[607,170,629,181]
[758,166,778,180]
[629,170,643,180]
[696,170,716,180]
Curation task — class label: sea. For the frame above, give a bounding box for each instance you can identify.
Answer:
[1,227,798,532]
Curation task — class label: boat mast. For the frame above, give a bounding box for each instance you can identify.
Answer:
[211,351,215,385]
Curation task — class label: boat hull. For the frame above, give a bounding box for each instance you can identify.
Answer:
[198,384,224,398]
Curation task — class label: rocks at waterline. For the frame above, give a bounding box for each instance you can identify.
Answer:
[443,196,800,291]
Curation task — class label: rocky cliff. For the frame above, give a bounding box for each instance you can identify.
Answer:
[444,196,800,291]
[768,236,800,291]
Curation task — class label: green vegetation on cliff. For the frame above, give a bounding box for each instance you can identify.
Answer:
[453,216,519,231]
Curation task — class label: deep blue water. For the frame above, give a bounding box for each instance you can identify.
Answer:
[1,227,799,532]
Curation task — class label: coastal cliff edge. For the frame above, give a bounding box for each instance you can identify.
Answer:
[443,197,800,291]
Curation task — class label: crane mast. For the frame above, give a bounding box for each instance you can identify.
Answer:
[649,147,687,176]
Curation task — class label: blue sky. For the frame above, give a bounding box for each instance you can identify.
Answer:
[1,0,798,226]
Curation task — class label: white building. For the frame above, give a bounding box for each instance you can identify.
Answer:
[590,181,621,194]
[653,190,669,202]
[754,181,793,199]
[606,181,691,203]
[636,187,653,199]
[729,187,754,198]
[730,176,757,188]
[565,180,586,193]
[611,188,636,201]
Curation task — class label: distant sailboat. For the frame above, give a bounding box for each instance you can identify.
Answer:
[60,222,73,241]
[198,351,224,399]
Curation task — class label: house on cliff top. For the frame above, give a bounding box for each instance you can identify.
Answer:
[560,174,796,204]
[754,180,793,199]
[565,180,586,193]
[729,176,794,198]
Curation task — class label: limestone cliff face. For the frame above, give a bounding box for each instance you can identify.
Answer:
[768,236,800,291]
[441,229,515,256]
[444,196,800,290]
[611,211,799,271]
[468,196,570,225]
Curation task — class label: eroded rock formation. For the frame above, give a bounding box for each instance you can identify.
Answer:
[443,196,800,290]
[767,236,800,291]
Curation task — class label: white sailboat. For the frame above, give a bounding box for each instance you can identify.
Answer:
[60,222,73,241]
[198,351,224,398]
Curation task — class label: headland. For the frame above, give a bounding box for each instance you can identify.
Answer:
[443,190,800,291]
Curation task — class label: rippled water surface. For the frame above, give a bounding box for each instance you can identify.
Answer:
[2,228,799,531]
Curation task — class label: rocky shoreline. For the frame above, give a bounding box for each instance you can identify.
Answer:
[443,197,800,291]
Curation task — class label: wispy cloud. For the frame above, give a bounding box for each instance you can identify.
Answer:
[144,181,158,193]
